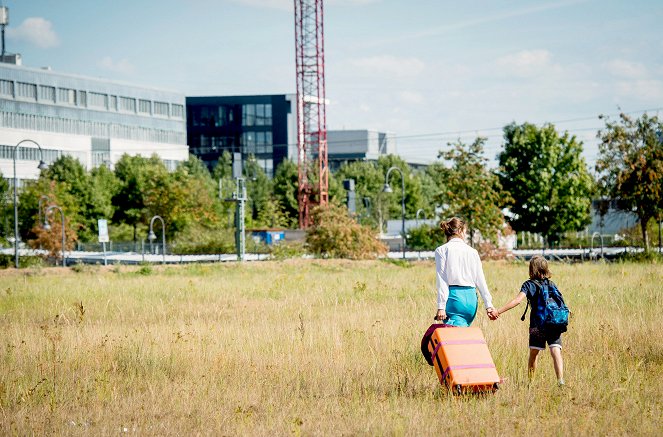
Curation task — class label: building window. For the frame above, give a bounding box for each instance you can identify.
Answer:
[242,104,256,126]
[16,82,37,100]
[119,96,136,113]
[58,88,76,105]
[89,92,108,109]
[172,104,184,119]
[154,101,169,117]
[255,104,272,126]
[109,95,117,111]
[78,91,87,107]
[39,85,56,103]
[138,99,151,114]
[0,79,13,97]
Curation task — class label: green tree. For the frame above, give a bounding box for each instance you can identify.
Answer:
[334,160,384,227]
[112,154,156,241]
[439,138,505,244]
[272,159,299,226]
[497,122,594,246]
[596,113,663,251]
[244,156,273,225]
[0,170,9,239]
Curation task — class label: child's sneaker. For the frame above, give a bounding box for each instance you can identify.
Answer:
[557,379,565,388]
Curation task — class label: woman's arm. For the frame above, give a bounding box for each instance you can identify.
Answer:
[435,248,449,320]
[496,292,527,315]
[473,252,494,310]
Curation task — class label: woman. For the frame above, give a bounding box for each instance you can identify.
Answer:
[434,217,497,326]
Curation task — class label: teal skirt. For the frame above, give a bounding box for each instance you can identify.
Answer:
[444,285,478,327]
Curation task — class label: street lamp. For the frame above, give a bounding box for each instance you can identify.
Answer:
[13,139,47,268]
[148,215,166,265]
[415,208,427,226]
[44,204,66,267]
[383,166,406,259]
[38,195,50,227]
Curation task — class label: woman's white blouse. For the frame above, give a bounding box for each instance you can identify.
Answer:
[435,237,493,310]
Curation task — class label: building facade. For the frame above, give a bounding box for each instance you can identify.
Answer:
[326,129,396,170]
[186,94,296,178]
[0,61,188,185]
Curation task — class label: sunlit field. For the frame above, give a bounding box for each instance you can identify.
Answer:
[1,260,661,436]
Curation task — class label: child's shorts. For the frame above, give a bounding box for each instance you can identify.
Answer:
[529,327,563,350]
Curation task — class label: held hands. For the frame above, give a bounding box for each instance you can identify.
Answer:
[486,307,500,321]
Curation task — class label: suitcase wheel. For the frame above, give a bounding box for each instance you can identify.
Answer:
[454,384,462,396]
[493,382,500,391]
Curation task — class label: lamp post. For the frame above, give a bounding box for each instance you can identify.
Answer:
[13,139,48,268]
[415,208,426,226]
[383,166,406,259]
[148,215,166,265]
[38,195,50,227]
[44,204,66,267]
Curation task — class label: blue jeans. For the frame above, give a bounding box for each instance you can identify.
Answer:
[445,286,478,327]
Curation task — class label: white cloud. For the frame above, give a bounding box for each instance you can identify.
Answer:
[229,0,377,9]
[495,49,554,77]
[228,0,291,10]
[349,55,425,78]
[604,59,649,79]
[615,79,663,101]
[398,91,424,105]
[7,17,59,49]
[98,56,135,75]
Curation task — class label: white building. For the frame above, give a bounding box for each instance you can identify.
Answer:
[0,61,188,186]
[326,129,396,170]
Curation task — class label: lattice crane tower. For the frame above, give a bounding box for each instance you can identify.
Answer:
[294,0,328,228]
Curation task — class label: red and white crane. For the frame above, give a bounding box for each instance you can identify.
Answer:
[294,0,329,228]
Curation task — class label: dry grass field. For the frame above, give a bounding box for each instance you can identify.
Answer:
[0,259,661,436]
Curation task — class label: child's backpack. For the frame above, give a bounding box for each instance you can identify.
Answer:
[521,279,569,332]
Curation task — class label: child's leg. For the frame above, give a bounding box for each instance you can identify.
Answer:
[549,346,564,383]
[528,348,541,377]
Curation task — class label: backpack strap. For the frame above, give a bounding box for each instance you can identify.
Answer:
[520,299,529,321]
[520,279,540,322]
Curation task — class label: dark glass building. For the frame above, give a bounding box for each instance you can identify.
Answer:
[186,94,296,178]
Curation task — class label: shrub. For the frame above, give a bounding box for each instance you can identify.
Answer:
[306,204,387,260]
[269,241,307,260]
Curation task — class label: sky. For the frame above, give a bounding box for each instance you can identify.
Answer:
[4,0,663,167]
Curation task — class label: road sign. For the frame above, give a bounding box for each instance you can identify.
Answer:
[98,219,109,243]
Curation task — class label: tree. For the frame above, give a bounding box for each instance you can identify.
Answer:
[244,155,272,225]
[113,154,151,241]
[272,159,299,227]
[497,122,594,246]
[596,113,663,251]
[0,170,9,239]
[438,138,505,244]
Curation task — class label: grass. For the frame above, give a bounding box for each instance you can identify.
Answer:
[0,260,661,435]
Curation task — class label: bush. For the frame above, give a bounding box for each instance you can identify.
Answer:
[269,241,307,260]
[306,204,387,260]
[169,226,236,255]
[0,254,44,269]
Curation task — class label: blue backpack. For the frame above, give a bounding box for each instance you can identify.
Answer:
[521,279,569,332]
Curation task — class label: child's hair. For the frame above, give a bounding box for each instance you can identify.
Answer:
[529,255,551,280]
[440,217,466,238]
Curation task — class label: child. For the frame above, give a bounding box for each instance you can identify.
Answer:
[495,255,565,386]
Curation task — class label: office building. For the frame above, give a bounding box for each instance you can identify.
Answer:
[0,61,188,186]
[186,94,296,178]
[326,129,396,170]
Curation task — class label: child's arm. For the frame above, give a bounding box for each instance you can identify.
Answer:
[496,292,527,316]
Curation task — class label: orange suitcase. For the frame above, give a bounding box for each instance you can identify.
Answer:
[427,326,501,394]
